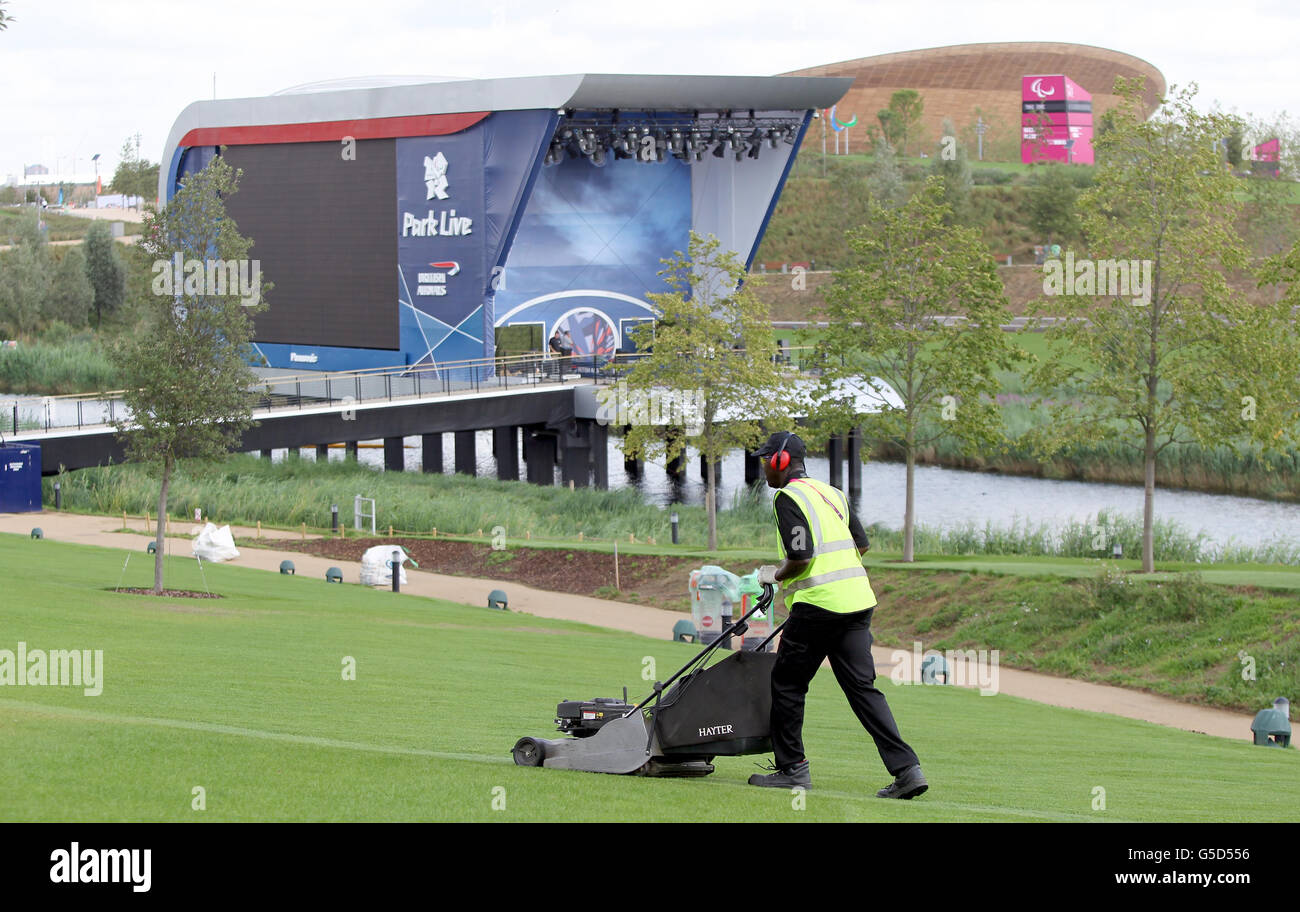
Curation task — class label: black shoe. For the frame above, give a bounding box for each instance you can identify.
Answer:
[876,764,928,799]
[748,759,811,789]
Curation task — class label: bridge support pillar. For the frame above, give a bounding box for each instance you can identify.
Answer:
[316,444,330,462]
[665,427,686,479]
[383,436,404,472]
[261,448,273,460]
[493,426,519,481]
[847,427,862,499]
[700,454,720,482]
[622,426,643,475]
[524,428,556,486]
[745,449,761,485]
[828,433,844,489]
[559,418,603,488]
[345,441,358,461]
[421,433,443,473]
[454,430,476,476]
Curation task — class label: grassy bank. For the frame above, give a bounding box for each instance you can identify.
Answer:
[46,454,1300,564]
[867,566,1300,714]
[0,331,119,395]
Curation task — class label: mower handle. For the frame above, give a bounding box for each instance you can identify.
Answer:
[630,582,778,714]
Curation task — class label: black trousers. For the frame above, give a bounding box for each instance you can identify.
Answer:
[771,602,920,776]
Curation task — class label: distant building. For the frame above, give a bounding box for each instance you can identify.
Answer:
[783,42,1165,161]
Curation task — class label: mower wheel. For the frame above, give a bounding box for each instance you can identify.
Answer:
[512,737,547,767]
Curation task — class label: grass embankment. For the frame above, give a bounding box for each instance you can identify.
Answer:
[0,330,119,395]
[2,533,1298,822]
[46,454,1300,564]
[865,566,1300,714]
[0,207,144,244]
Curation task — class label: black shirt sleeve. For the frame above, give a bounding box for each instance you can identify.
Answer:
[775,492,814,560]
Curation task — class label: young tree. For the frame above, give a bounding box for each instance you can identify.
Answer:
[110,138,159,203]
[83,220,126,327]
[111,156,268,593]
[49,248,93,327]
[0,210,49,336]
[813,177,1020,561]
[1026,163,1081,245]
[929,117,972,224]
[616,232,787,551]
[1027,79,1300,573]
[866,136,906,207]
[877,89,924,158]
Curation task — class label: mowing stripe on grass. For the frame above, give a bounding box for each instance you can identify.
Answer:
[0,699,511,765]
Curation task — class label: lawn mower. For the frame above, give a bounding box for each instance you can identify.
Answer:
[511,583,784,777]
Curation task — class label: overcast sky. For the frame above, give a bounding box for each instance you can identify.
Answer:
[1,0,1295,185]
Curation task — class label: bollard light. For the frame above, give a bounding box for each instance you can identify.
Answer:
[670,511,679,545]
[53,482,61,510]
[1112,541,1123,560]
[391,550,401,593]
[331,504,339,534]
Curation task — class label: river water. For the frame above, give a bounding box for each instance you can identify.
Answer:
[270,431,1300,554]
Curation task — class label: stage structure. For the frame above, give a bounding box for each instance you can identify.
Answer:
[159,75,850,374]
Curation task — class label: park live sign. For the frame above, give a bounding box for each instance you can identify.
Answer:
[396,135,485,334]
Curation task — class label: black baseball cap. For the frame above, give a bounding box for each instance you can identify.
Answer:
[753,431,806,460]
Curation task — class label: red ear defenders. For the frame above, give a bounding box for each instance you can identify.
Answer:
[769,433,792,471]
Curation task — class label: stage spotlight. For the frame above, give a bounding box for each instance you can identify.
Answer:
[747,141,761,160]
[783,127,797,145]
[712,140,727,158]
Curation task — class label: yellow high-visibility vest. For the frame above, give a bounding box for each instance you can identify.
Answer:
[773,477,876,613]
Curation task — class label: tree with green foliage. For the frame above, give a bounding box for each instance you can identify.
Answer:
[1026,163,1081,244]
[1027,79,1300,573]
[83,220,126,327]
[110,138,159,203]
[876,89,924,158]
[866,136,906,207]
[111,156,268,593]
[929,117,972,224]
[813,177,1020,561]
[1239,113,1299,257]
[614,232,787,551]
[49,248,93,327]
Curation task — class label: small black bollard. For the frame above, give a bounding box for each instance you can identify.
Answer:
[53,482,61,510]
[331,504,339,534]
[391,550,401,593]
[670,511,679,545]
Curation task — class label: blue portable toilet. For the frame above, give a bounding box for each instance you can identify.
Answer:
[0,443,42,513]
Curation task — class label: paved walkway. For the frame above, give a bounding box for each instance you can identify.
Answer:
[0,510,1270,744]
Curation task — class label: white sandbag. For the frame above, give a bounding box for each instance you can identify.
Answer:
[360,545,408,587]
[192,522,240,562]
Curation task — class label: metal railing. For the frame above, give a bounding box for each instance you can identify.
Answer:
[2,349,643,437]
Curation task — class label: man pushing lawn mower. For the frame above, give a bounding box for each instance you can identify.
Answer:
[748,431,928,799]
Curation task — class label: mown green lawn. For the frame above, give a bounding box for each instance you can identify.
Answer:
[1,534,1297,822]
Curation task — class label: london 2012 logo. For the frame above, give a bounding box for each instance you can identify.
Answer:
[424,152,449,200]
[1029,78,1056,99]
